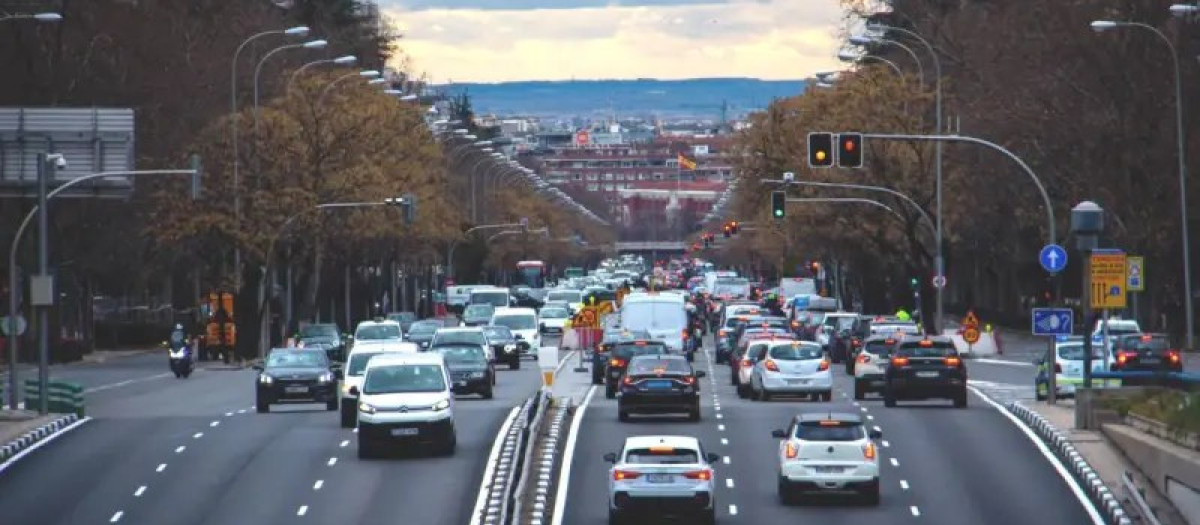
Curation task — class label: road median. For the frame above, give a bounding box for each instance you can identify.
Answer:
[0,411,89,470]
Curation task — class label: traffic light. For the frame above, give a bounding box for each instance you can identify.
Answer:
[910,277,919,289]
[770,191,786,219]
[808,132,834,168]
[838,133,863,168]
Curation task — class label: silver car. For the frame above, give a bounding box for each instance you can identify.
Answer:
[604,435,719,525]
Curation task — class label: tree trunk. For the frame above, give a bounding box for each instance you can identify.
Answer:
[301,242,323,326]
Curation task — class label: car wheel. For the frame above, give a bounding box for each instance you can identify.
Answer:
[482,386,495,400]
[357,437,374,459]
[339,402,357,428]
[821,390,832,402]
[760,388,772,402]
[173,371,181,378]
[883,387,897,408]
[736,383,747,398]
[607,508,622,525]
[437,434,457,456]
[256,398,269,413]
[325,398,338,411]
[730,370,738,386]
[954,389,968,408]
[862,479,881,505]
[778,476,798,505]
[592,372,603,385]
[688,403,701,422]
[509,358,520,370]
[846,362,855,376]
[605,385,616,399]
[699,506,716,525]
[854,380,865,400]
[618,408,630,422]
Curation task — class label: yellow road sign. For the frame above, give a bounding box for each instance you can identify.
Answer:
[962,326,981,345]
[962,311,979,328]
[1090,251,1127,310]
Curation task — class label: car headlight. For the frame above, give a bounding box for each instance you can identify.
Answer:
[432,398,450,412]
[318,372,334,383]
[503,344,516,353]
[358,402,376,414]
[341,383,356,395]
[469,371,486,379]
[259,374,273,384]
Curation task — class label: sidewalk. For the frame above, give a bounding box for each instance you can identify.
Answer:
[0,347,159,373]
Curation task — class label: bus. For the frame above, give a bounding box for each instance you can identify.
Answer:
[564,267,585,279]
[516,260,546,288]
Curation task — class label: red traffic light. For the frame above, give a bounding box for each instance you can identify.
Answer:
[843,139,856,152]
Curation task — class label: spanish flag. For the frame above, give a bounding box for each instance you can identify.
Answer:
[677,154,698,170]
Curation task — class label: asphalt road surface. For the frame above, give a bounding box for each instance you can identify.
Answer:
[559,340,1103,525]
[0,350,545,525]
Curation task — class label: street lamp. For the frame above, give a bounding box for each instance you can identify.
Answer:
[317,69,380,106]
[287,55,357,95]
[837,50,904,77]
[0,11,63,23]
[1091,16,1194,348]
[252,39,327,174]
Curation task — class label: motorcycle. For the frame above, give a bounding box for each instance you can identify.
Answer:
[164,340,194,378]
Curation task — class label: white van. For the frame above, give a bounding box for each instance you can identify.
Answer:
[490,307,540,354]
[469,287,512,308]
[619,292,688,353]
[339,341,420,428]
[448,285,488,311]
[353,352,456,458]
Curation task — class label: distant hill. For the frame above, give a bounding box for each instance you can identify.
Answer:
[438,78,806,119]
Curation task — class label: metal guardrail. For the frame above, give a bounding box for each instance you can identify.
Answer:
[20,379,85,416]
[510,390,552,522]
[476,389,549,525]
[526,404,569,525]
[1089,371,1200,392]
[1120,471,1164,525]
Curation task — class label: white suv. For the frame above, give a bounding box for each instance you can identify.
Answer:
[352,318,404,352]
[339,341,420,428]
[604,435,720,525]
[773,413,882,505]
[352,353,456,458]
[853,335,898,400]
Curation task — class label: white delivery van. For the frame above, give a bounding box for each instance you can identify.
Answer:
[619,292,688,353]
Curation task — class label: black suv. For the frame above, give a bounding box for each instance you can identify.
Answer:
[1112,333,1183,372]
[254,349,341,413]
[604,340,671,399]
[616,354,706,422]
[482,325,522,370]
[883,336,967,408]
[432,344,496,398]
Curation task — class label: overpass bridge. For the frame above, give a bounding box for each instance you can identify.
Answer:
[614,241,688,252]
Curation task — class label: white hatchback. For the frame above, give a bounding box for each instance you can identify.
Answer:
[604,435,720,525]
[773,413,881,505]
[353,353,456,458]
[750,341,831,401]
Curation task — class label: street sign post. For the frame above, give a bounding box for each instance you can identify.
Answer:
[1039,244,1068,273]
[961,311,981,347]
[932,275,946,289]
[1090,250,1127,310]
[1127,256,1144,292]
[1032,308,1073,336]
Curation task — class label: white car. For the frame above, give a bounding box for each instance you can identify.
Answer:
[353,352,456,458]
[750,340,832,401]
[545,289,584,313]
[1091,318,1141,352]
[491,307,540,354]
[339,341,420,428]
[773,413,882,505]
[352,319,404,352]
[537,306,572,336]
[604,435,720,525]
[1035,336,1118,400]
[853,335,898,400]
[734,339,778,398]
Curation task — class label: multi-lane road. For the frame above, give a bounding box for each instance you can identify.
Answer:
[560,340,1106,524]
[0,349,545,525]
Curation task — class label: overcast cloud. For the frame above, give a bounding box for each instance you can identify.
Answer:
[378,0,845,82]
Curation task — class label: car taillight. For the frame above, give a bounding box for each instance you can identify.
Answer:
[852,339,862,347]
[791,321,799,328]
[682,329,689,340]
[785,442,797,459]
[680,376,696,385]
[857,354,870,364]
[764,359,779,372]
[719,330,728,337]
[891,357,910,367]
[1054,363,1062,374]
[740,359,752,368]
[1168,350,1181,363]
[818,360,830,371]
[623,376,635,385]
[610,358,626,367]
[683,469,713,480]
[613,470,640,481]
[863,442,876,460]
[944,356,962,367]
[1117,352,1134,364]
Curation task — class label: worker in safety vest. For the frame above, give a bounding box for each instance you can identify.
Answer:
[895,309,911,322]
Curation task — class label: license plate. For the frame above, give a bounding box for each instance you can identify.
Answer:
[391,427,419,436]
[787,379,809,385]
[646,380,673,389]
[646,473,673,483]
[1140,357,1160,364]
[916,371,940,378]
[814,466,843,474]
[285,386,309,393]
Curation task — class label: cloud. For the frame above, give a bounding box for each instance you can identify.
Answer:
[383,0,845,82]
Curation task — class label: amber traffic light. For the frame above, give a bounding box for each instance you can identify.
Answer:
[808,132,834,168]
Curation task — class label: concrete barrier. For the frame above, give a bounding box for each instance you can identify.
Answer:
[1104,423,1200,522]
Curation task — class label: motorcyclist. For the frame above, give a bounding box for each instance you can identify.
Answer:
[169,323,189,351]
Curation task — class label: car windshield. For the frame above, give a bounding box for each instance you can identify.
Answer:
[612,343,668,360]
[266,351,326,369]
[1057,344,1105,360]
[1097,322,1139,335]
[864,341,894,356]
[898,342,956,357]
[362,364,446,394]
[769,343,823,360]
[824,316,857,330]
[493,315,537,330]
[795,421,866,442]
[548,291,581,302]
[540,308,569,319]
[483,326,514,340]
[620,301,686,332]
[465,305,495,318]
[299,324,337,338]
[1123,336,1170,352]
[628,357,690,374]
[434,346,487,364]
[434,331,486,345]
[624,447,699,464]
[873,323,917,335]
[357,324,402,340]
[472,291,509,307]
[347,352,381,376]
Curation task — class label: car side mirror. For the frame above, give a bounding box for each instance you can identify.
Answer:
[694,370,707,378]
[771,429,786,439]
[348,386,360,396]
[603,452,617,463]
[705,452,721,464]
[252,365,264,372]
[869,429,883,440]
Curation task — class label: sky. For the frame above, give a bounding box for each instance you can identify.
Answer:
[378,0,847,83]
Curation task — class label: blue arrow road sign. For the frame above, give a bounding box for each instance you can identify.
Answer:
[1032,308,1074,336]
[1039,244,1068,273]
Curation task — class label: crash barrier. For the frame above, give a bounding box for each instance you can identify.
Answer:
[511,391,564,524]
[21,379,85,417]
[475,389,549,525]
[560,328,603,351]
[521,402,569,525]
[1005,402,1133,525]
[1089,371,1200,392]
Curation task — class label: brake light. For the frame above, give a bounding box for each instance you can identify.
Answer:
[719,330,728,337]
[785,442,797,459]
[857,354,870,364]
[1141,334,1153,342]
[891,357,910,367]
[918,340,933,347]
[610,358,626,367]
[884,338,896,345]
[944,356,961,367]
[680,376,696,385]
[1168,351,1181,363]
[1054,363,1062,373]
[740,358,752,368]
[682,329,689,340]
[613,470,640,481]
[863,442,876,460]
[623,376,634,385]
[791,321,799,328]
[683,469,713,481]
[764,359,779,372]
[818,360,830,371]
[1117,352,1135,364]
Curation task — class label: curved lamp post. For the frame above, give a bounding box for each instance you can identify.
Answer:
[287,55,357,96]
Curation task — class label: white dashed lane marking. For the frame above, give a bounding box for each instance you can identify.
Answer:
[156,463,167,473]
[882,440,891,448]
[314,480,324,490]
[174,446,186,454]
[890,458,900,467]
[911,506,921,517]
[720,438,728,445]
[340,440,350,448]
[193,432,203,439]
[327,457,338,466]
[134,486,146,497]
[716,413,724,419]
[725,478,734,488]
[110,511,124,522]
[900,480,910,490]
[717,424,725,431]
[237,409,246,414]
[722,456,730,465]
[297,505,309,516]
[729,504,739,516]
[210,421,220,427]
[225,411,234,417]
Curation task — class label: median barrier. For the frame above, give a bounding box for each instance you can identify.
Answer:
[21,379,85,417]
[474,389,549,525]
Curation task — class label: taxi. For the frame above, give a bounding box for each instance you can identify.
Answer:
[1034,335,1119,400]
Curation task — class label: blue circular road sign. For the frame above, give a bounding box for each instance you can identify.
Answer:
[1039,244,1068,273]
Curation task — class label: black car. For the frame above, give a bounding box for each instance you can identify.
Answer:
[593,328,652,385]
[406,320,442,349]
[297,323,345,362]
[883,336,967,408]
[432,344,495,398]
[482,325,522,370]
[386,312,419,333]
[1112,333,1183,372]
[254,349,341,413]
[604,340,671,399]
[616,354,706,422]
[462,304,496,327]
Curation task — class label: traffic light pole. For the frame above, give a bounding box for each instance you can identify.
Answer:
[763,178,935,240]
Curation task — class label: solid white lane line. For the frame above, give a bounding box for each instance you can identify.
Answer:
[210,421,220,427]
[134,486,146,497]
[297,505,308,516]
[156,463,167,473]
[549,385,597,525]
[110,511,124,522]
[900,480,910,490]
[722,456,730,465]
[910,506,921,517]
[716,413,724,419]
[720,438,728,445]
[717,424,725,431]
[882,440,891,448]
[890,458,899,467]
[327,457,337,466]
[725,478,734,488]
[974,358,1034,367]
[0,417,91,475]
[86,373,173,393]
[174,446,186,454]
[470,406,521,525]
[729,504,739,516]
[340,440,350,448]
[193,432,203,439]
[313,480,324,490]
